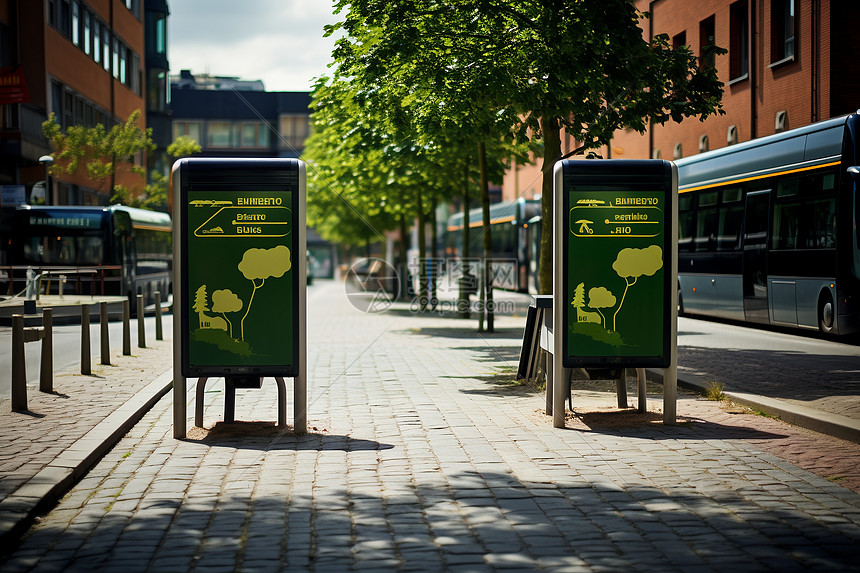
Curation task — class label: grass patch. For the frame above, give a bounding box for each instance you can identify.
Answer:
[826,475,847,483]
[753,409,779,419]
[704,381,726,401]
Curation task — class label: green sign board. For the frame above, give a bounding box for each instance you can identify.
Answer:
[176,159,304,378]
[557,160,675,368]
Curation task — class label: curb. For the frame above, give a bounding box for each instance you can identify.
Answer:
[0,369,173,550]
[646,368,860,444]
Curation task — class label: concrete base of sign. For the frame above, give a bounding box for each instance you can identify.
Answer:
[194,377,287,429]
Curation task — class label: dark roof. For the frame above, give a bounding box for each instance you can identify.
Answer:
[170,89,311,120]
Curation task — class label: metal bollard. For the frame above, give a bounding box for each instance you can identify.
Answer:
[137,294,146,349]
[123,298,131,356]
[100,302,110,365]
[81,305,91,375]
[155,291,163,341]
[11,314,27,411]
[40,308,53,393]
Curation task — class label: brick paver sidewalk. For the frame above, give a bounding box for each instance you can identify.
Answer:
[2,281,859,571]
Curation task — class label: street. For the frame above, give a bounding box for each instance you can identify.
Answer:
[1,280,859,572]
[0,314,171,398]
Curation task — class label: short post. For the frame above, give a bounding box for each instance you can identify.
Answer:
[40,308,53,392]
[616,368,628,408]
[100,302,110,365]
[155,291,163,341]
[80,305,91,375]
[122,299,131,356]
[137,294,146,348]
[11,314,27,411]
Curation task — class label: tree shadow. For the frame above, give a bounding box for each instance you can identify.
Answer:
[5,466,858,571]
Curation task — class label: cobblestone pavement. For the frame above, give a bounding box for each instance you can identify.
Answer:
[2,281,860,571]
[0,320,171,501]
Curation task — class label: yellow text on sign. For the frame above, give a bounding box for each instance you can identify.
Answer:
[570,205,662,238]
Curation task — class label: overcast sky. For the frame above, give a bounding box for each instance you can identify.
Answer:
[167,0,341,92]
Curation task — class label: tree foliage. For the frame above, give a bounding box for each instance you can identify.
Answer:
[42,111,202,211]
[329,0,725,294]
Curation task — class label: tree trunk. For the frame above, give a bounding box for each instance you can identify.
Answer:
[478,140,493,332]
[539,116,563,295]
[398,212,409,301]
[459,158,472,318]
[430,196,438,306]
[416,187,427,310]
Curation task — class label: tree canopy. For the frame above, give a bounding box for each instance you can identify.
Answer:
[328,0,724,293]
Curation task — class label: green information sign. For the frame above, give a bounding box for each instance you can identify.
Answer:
[175,159,304,378]
[556,160,676,368]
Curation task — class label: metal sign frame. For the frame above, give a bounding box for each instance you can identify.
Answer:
[553,159,678,427]
[171,158,307,437]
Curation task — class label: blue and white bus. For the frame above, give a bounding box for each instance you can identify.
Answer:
[3,205,171,308]
[675,113,860,335]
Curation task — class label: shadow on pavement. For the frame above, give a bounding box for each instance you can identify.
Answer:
[392,325,525,340]
[183,422,394,452]
[5,467,858,571]
[679,346,860,402]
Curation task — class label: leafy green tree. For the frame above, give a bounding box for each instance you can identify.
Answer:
[42,110,155,202]
[330,0,724,295]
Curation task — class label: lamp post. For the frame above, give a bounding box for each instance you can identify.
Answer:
[39,155,54,205]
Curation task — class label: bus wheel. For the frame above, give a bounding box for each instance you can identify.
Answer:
[818,292,834,334]
[677,284,685,316]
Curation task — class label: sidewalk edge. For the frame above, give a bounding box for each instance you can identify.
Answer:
[0,369,173,550]
[646,368,860,444]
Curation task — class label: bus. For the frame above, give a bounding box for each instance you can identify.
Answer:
[445,198,540,292]
[674,113,860,335]
[2,204,172,308]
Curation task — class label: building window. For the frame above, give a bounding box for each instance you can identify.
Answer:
[155,15,167,55]
[102,27,110,71]
[699,16,716,70]
[279,115,310,150]
[112,38,120,79]
[652,149,662,159]
[240,123,270,148]
[672,31,686,49]
[771,0,795,64]
[82,10,91,56]
[71,1,79,46]
[699,135,709,153]
[729,0,748,81]
[727,125,739,145]
[93,18,100,63]
[775,110,788,133]
[207,122,232,147]
[674,143,683,160]
[173,121,203,143]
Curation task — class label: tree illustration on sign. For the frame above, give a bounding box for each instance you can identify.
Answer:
[571,282,602,325]
[192,284,227,331]
[611,245,663,332]
[211,289,243,339]
[588,286,616,330]
[237,245,291,341]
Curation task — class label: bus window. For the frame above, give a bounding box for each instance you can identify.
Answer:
[695,190,718,251]
[718,187,743,250]
[773,175,835,250]
[678,193,694,252]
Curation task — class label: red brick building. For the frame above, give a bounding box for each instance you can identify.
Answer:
[502,0,860,201]
[0,0,147,206]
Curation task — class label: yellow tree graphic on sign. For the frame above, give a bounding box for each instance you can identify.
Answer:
[610,245,663,332]
[237,245,291,341]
